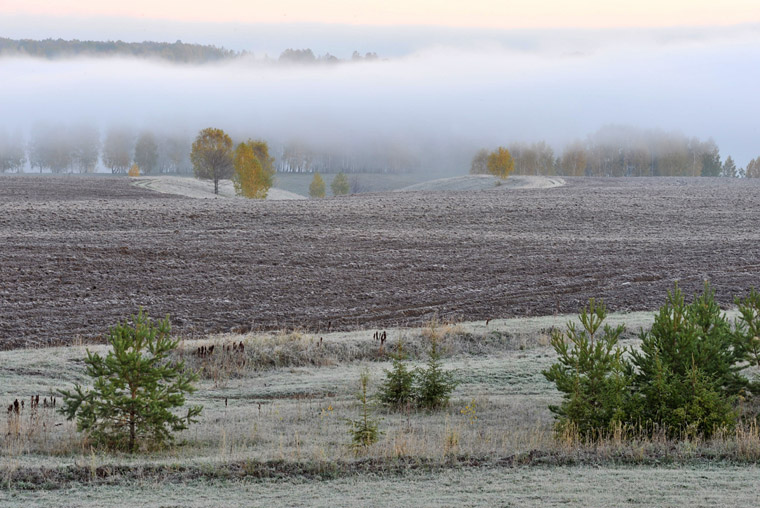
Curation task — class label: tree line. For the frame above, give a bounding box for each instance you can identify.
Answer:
[0,37,381,65]
[278,48,379,65]
[0,125,420,176]
[472,126,760,178]
[0,38,235,63]
[277,140,419,175]
[0,125,193,175]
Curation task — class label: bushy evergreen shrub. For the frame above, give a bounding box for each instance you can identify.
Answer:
[629,283,743,437]
[378,339,457,410]
[545,284,755,440]
[543,299,630,438]
[59,310,202,452]
[415,339,458,409]
[378,342,416,408]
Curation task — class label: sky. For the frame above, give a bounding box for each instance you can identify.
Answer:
[3,0,760,29]
[1,1,759,171]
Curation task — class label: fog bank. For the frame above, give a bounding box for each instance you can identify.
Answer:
[1,30,759,172]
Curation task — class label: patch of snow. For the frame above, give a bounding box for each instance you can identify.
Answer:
[131,176,306,200]
[397,175,565,192]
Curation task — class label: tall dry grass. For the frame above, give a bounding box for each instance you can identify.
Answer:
[174,318,522,383]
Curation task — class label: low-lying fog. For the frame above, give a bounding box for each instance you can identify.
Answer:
[1,26,759,172]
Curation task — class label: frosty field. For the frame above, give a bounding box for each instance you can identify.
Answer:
[1,175,759,348]
[2,174,760,507]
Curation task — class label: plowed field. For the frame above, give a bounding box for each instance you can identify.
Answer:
[1,175,759,348]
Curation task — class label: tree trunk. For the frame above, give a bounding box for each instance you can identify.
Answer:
[214,178,219,195]
[129,410,136,452]
[130,385,137,452]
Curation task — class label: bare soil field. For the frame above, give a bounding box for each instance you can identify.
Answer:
[1,174,759,348]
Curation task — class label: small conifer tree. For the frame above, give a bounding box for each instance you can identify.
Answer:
[346,370,380,452]
[734,288,760,370]
[629,283,742,437]
[543,299,630,438]
[59,309,202,452]
[415,339,457,409]
[378,341,415,408]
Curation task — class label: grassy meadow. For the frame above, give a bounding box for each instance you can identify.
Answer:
[2,311,760,506]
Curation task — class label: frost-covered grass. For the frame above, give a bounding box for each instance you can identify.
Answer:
[3,465,760,507]
[2,311,760,505]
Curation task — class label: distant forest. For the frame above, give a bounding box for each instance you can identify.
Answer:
[0,37,379,64]
[1,123,758,178]
[0,124,417,175]
[472,126,760,178]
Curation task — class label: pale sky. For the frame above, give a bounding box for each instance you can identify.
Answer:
[2,0,759,168]
[3,0,760,29]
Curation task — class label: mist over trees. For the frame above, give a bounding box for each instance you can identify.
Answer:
[29,123,73,173]
[474,126,748,178]
[0,37,382,66]
[0,37,235,63]
[134,132,159,175]
[746,158,760,179]
[4,123,423,176]
[0,128,25,173]
[2,32,758,180]
[1,121,756,181]
[103,127,134,174]
[278,140,421,174]
[0,122,195,175]
[70,124,101,173]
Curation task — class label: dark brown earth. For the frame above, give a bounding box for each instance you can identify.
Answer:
[1,174,759,349]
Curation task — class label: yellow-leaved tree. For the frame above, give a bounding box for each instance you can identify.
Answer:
[487,147,515,179]
[190,128,233,195]
[127,163,140,177]
[309,172,326,198]
[233,140,275,199]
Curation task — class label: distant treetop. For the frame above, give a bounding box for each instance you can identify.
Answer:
[0,38,381,65]
[0,37,235,63]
